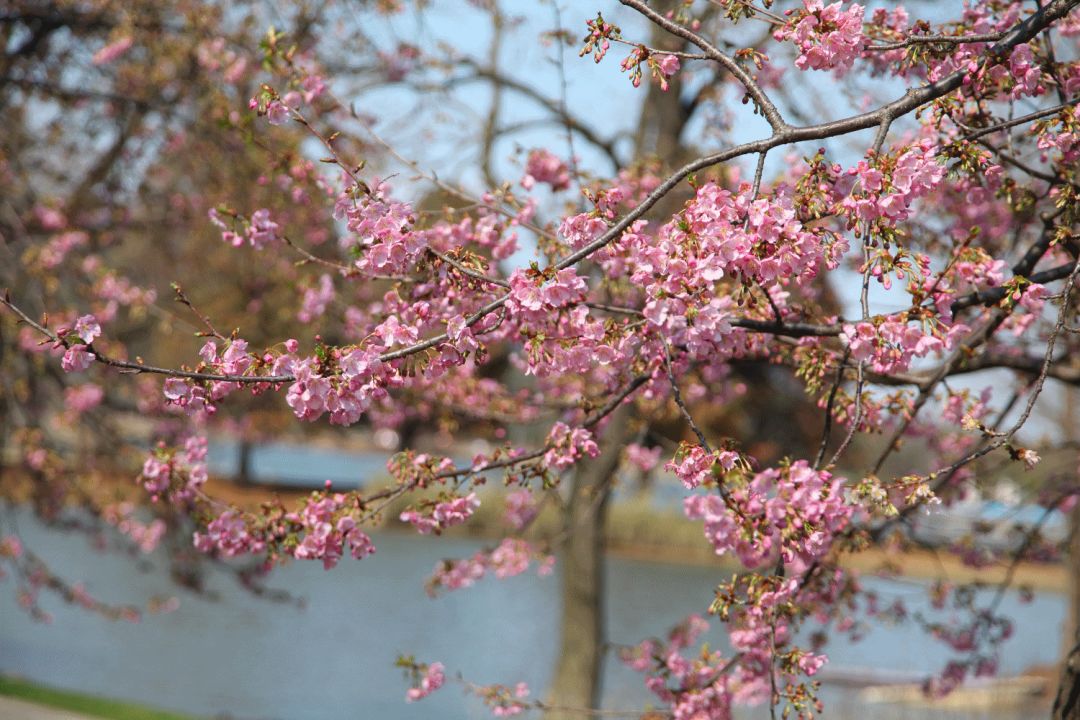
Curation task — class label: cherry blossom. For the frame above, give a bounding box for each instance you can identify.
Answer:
[777,1,866,74]
[405,662,445,702]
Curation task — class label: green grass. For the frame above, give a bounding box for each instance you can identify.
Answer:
[0,676,200,720]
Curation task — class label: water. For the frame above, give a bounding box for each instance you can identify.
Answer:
[205,440,389,489]
[0,509,1066,719]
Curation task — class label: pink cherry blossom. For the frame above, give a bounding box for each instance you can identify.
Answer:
[405,662,445,702]
[521,149,570,191]
[777,1,866,74]
[61,345,95,373]
[543,422,599,470]
[265,100,290,125]
[401,493,480,535]
[503,490,539,530]
[72,315,101,344]
[656,54,680,79]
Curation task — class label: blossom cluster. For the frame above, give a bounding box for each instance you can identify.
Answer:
[193,510,266,558]
[400,493,480,535]
[629,183,844,361]
[162,338,267,417]
[683,460,854,573]
[405,662,445,702]
[837,140,947,227]
[507,267,588,318]
[194,488,375,569]
[543,423,600,470]
[58,314,101,373]
[282,347,395,426]
[621,614,739,719]
[209,208,282,249]
[139,436,209,504]
[840,317,969,374]
[427,538,554,595]
[472,681,531,717]
[620,47,681,90]
[62,383,104,420]
[335,182,426,276]
[666,444,742,490]
[502,489,539,530]
[520,149,570,191]
[290,494,376,569]
[102,503,167,554]
[776,1,866,74]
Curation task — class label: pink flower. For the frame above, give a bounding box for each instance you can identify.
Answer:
[61,345,95,373]
[558,212,607,250]
[63,384,104,416]
[301,74,326,103]
[72,315,101,344]
[539,268,587,308]
[286,361,332,421]
[1008,43,1042,99]
[543,423,599,469]
[503,490,538,530]
[375,315,419,347]
[337,181,425,275]
[39,231,87,268]
[0,535,23,558]
[265,100,290,125]
[198,340,218,364]
[507,270,546,313]
[666,446,739,489]
[656,54,680,78]
[427,539,553,594]
[432,493,481,528]
[521,149,571,191]
[406,662,445,702]
[777,1,866,74]
[488,538,533,579]
[194,510,265,557]
[163,377,193,402]
[447,315,479,354]
[248,209,280,248]
[684,460,852,572]
[626,444,661,472]
[401,494,480,535]
[798,652,827,676]
[140,455,171,495]
[298,274,334,322]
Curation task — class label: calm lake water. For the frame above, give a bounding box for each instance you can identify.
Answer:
[0,507,1066,720]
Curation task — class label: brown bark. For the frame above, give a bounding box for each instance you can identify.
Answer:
[236,438,253,487]
[1055,390,1080,719]
[544,406,634,718]
[545,8,697,716]
[1056,625,1080,716]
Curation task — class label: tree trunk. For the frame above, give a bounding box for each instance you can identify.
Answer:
[544,407,633,718]
[1055,604,1080,718]
[1054,389,1080,719]
[545,6,694,714]
[237,438,253,486]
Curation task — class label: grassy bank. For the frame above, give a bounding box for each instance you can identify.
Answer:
[0,676,200,720]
